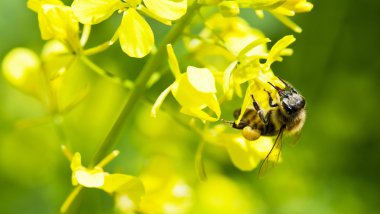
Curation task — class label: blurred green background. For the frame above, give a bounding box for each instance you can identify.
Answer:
[1,0,380,213]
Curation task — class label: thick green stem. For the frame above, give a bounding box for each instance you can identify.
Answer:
[91,2,200,165]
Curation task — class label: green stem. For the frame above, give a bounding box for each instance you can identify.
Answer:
[91,2,201,165]
[82,31,119,56]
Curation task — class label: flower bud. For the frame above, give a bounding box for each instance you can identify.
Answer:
[2,48,45,99]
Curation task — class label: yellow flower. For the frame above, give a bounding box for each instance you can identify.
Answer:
[204,124,279,171]
[185,14,271,99]
[224,35,295,105]
[70,152,106,188]
[253,0,314,33]
[62,148,145,213]
[27,0,81,52]
[71,0,187,58]
[186,14,267,67]
[151,44,221,121]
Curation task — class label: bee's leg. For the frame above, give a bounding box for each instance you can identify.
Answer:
[233,108,241,120]
[250,94,268,124]
[264,89,278,107]
[232,120,249,129]
[221,118,248,130]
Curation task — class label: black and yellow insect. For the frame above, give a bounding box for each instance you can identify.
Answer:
[230,78,306,174]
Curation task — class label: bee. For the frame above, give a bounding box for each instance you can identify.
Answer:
[229,78,306,174]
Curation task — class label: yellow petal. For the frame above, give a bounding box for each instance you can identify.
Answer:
[74,167,105,188]
[233,57,261,85]
[225,136,260,171]
[271,13,302,33]
[265,35,296,69]
[143,0,187,21]
[171,75,220,118]
[186,66,216,93]
[138,5,172,26]
[71,0,121,25]
[70,152,82,171]
[38,5,80,51]
[180,107,219,122]
[27,0,63,12]
[235,82,254,124]
[1,48,44,98]
[102,174,145,195]
[244,0,285,9]
[237,38,271,59]
[223,60,238,93]
[253,137,276,159]
[151,84,173,117]
[119,9,154,58]
[167,44,181,78]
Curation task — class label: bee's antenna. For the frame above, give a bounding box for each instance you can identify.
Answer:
[268,82,285,96]
[277,77,292,89]
[268,82,281,91]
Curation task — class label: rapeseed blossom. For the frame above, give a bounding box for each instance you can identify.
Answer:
[28,0,81,52]
[62,147,144,213]
[151,44,221,121]
[71,0,187,57]
[203,124,280,170]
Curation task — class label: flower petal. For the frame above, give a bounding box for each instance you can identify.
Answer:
[143,0,187,21]
[102,174,145,195]
[265,35,296,69]
[167,44,181,78]
[70,152,82,171]
[180,107,218,122]
[271,13,302,33]
[171,75,221,121]
[27,0,63,12]
[235,82,253,124]
[38,4,81,51]
[225,136,260,171]
[74,167,105,188]
[151,84,173,117]
[119,9,154,58]
[71,0,121,25]
[223,61,237,93]
[186,66,216,93]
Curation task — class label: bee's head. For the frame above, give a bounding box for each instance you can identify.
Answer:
[268,78,305,115]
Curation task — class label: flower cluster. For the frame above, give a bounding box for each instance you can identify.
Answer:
[1,0,313,212]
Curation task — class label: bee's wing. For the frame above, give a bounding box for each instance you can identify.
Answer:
[258,125,285,177]
[285,131,302,147]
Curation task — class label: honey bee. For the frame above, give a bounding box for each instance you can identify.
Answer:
[229,78,306,174]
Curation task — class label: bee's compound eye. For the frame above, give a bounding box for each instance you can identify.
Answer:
[242,126,261,141]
